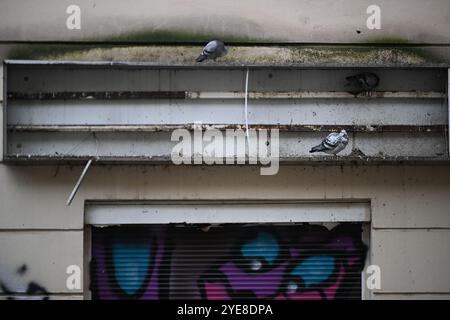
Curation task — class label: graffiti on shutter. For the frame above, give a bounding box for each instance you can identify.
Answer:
[91,224,367,299]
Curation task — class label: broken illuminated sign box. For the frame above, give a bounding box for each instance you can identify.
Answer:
[2,60,450,165]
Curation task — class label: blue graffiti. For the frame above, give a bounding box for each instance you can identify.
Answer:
[112,242,152,295]
[291,256,335,288]
[241,231,279,265]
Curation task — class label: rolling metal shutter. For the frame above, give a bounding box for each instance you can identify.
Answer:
[91,223,366,300]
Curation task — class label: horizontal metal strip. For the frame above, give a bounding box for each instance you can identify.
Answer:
[96,256,363,260]
[97,271,363,275]
[86,203,369,224]
[97,286,362,289]
[98,259,364,263]
[94,264,365,267]
[6,129,446,159]
[96,288,362,291]
[99,260,362,262]
[93,250,363,252]
[94,250,366,252]
[97,259,363,262]
[94,276,364,280]
[93,246,364,249]
[97,275,359,280]
[162,296,362,297]
[96,288,361,292]
[96,283,362,286]
[96,254,365,258]
[5,60,449,69]
[159,288,362,290]
[133,295,361,298]
[94,250,366,253]
[93,247,365,250]
[94,271,364,274]
[97,293,362,297]
[100,296,363,299]
[8,91,187,100]
[97,260,362,263]
[7,91,446,100]
[153,250,361,253]
[7,124,447,133]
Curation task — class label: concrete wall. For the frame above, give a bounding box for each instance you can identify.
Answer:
[1,62,450,300]
[0,0,449,44]
[0,1,449,63]
[1,163,450,299]
[1,2,450,300]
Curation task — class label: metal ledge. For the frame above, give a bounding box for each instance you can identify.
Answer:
[3,155,450,166]
[7,124,447,133]
[5,59,450,69]
[7,91,446,100]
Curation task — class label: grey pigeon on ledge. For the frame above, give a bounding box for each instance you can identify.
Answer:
[345,72,380,96]
[196,40,228,62]
[310,130,349,155]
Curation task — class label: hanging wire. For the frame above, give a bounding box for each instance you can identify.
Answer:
[63,132,93,156]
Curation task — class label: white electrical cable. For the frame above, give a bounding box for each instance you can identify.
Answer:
[66,132,100,206]
[244,68,250,145]
[66,158,93,206]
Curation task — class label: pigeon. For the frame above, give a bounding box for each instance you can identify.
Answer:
[345,72,379,96]
[310,130,349,155]
[196,40,228,62]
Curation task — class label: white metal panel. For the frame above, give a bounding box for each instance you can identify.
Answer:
[8,130,446,158]
[85,202,370,225]
[7,98,446,126]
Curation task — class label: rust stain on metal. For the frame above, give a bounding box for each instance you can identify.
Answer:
[7,91,187,100]
[7,90,445,100]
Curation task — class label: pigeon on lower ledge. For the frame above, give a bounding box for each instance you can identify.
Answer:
[310,130,349,155]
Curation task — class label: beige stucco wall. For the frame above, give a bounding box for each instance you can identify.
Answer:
[1,37,450,300]
[1,163,450,299]
[1,1,450,63]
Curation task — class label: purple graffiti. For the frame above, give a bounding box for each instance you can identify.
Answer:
[198,224,366,300]
[91,226,168,299]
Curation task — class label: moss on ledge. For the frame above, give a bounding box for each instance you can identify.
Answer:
[7,44,444,66]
